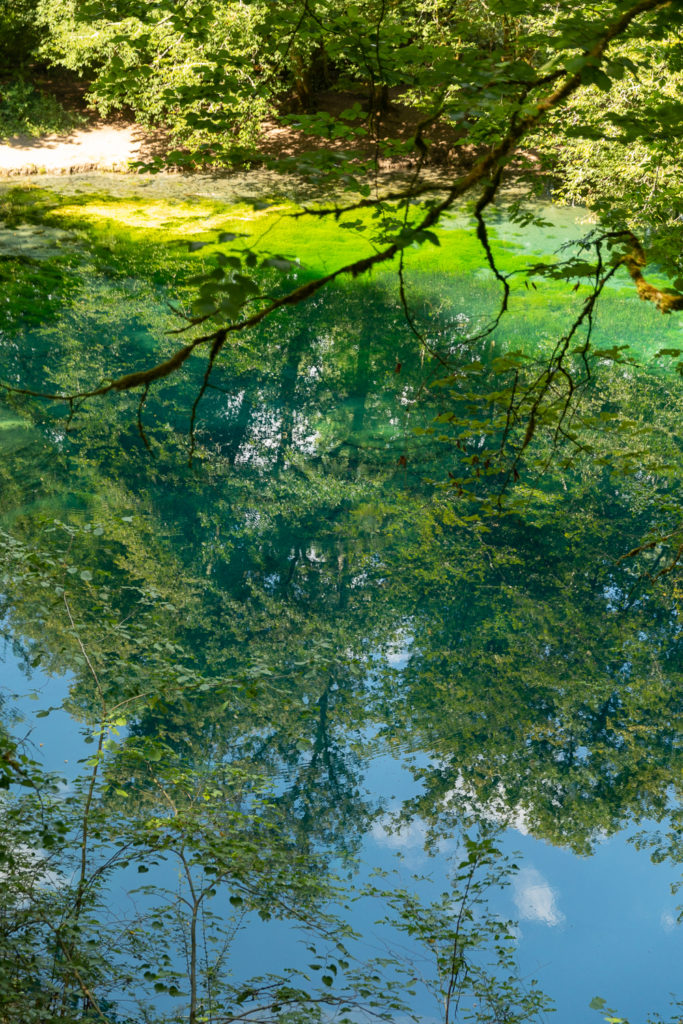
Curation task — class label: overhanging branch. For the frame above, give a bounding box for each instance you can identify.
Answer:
[0,0,676,410]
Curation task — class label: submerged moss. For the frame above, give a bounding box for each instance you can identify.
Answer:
[0,183,679,377]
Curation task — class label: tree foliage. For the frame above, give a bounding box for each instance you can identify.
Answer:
[0,1,682,1020]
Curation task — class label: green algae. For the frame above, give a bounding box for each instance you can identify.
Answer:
[0,182,679,383]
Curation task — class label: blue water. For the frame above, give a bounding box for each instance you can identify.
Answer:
[0,185,681,1024]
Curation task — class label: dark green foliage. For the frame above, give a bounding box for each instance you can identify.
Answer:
[0,0,41,68]
[0,187,681,1020]
[0,79,86,140]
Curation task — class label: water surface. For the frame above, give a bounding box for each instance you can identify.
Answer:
[0,179,681,1024]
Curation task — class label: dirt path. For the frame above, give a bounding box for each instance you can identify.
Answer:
[0,86,472,179]
[0,122,162,176]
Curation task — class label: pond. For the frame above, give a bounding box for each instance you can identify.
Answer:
[0,175,681,1024]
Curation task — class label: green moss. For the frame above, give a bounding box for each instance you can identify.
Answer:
[2,183,679,373]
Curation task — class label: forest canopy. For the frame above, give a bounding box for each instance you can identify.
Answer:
[26,0,683,243]
[1,4,683,1023]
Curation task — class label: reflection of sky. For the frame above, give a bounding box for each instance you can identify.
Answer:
[363,752,682,1024]
[4,652,682,1024]
[2,653,83,780]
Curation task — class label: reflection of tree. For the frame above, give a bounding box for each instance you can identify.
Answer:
[380,367,683,851]
[0,271,429,863]
[0,201,681,1017]
[1,232,682,854]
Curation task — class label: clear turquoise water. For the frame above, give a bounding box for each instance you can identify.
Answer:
[0,180,681,1024]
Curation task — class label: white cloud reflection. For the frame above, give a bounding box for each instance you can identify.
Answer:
[513,867,565,927]
[370,818,427,850]
[661,910,678,933]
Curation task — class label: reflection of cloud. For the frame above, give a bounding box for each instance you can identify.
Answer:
[661,910,678,933]
[370,818,427,849]
[504,805,530,836]
[386,648,410,667]
[442,776,531,836]
[369,814,456,864]
[513,868,565,927]
[0,844,70,908]
[386,631,413,669]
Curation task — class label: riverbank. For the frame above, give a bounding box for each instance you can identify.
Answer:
[0,86,477,179]
[0,120,169,176]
